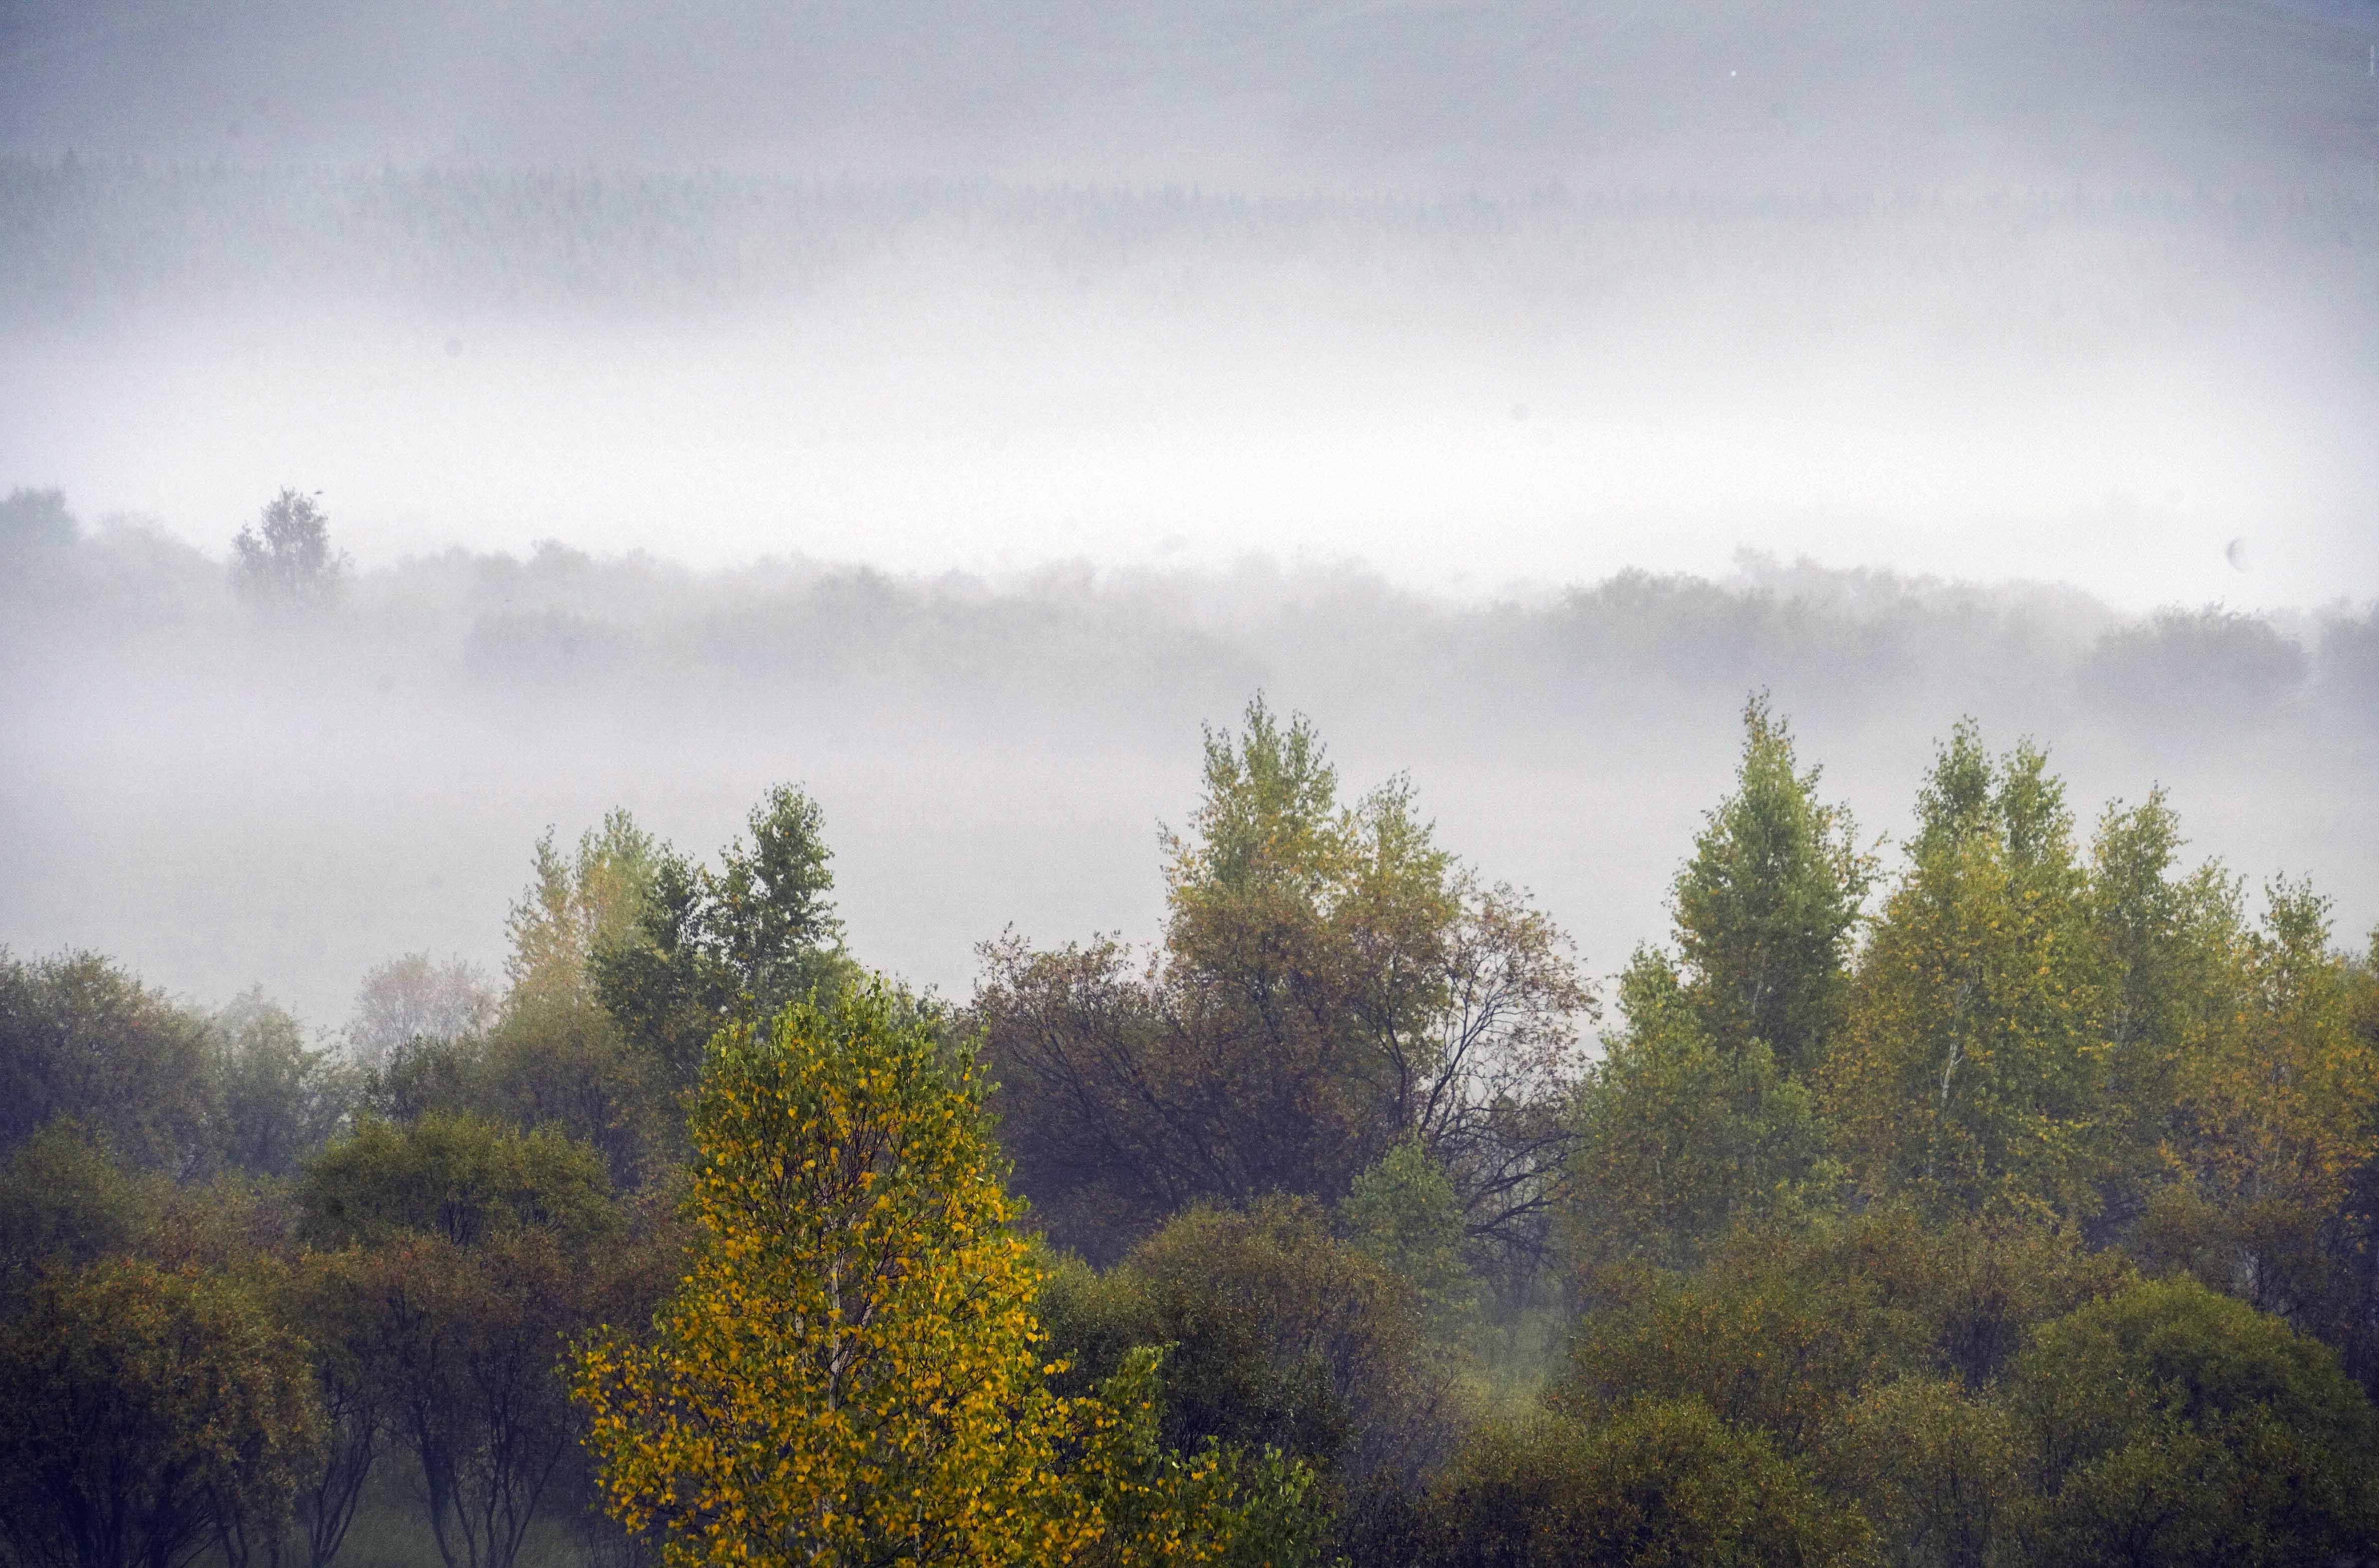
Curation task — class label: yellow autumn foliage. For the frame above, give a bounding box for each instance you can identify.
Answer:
[572,983,1296,1568]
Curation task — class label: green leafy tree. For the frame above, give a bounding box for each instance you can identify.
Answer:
[2083,792,2240,1227]
[1821,725,2111,1224]
[1341,1138,1483,1339]
[1043,1195,1452,1491]
[1563,702,1858,1281]
[2174,879,2377,1219]
[595,785,854,1094]
[1824,1375,2017,1568]
[0,1260,323,1568]
[1417,1402,1873,1568]
[1671,696,1873,1081]
[977,700,1589,1268]
[213,988,355,1177]
[1558,1213,2130,1453]
[2005,1278,2379,1566]
[1565,948,1826,1280]
[299,1115,634,1568]
[0,1121,167,1291]
[507,811,661,1015]
[273,1250,394,1568]
[0,950,218,1177]
[1557,1246,1917,1453]
[2125,883,2379,1374]
[478,810,677,1185]
[361,1033,485,1125]
[365,1232,618,1568]
[299,1113,620,1251]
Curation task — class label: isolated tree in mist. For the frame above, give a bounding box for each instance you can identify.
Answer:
[231,488,347,603]
[1,487,75,554]
[345,955,498,1070]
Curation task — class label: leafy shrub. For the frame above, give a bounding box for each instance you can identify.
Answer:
[2006,1278,2379,1566]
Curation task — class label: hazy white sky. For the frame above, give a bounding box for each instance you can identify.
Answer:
[7,0,2376,606]
[11,288,2371,610]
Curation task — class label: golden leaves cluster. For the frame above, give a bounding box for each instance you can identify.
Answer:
[573,985,1265,1568]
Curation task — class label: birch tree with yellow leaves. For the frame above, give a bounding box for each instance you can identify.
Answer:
[572,983,1315,1568]
[1821,724,2112,1225]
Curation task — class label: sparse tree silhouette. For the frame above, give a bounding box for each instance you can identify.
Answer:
[232,489,348,603]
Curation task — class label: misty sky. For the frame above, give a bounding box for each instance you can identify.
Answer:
[4,0,2376,1027]
[6,0,2377,604]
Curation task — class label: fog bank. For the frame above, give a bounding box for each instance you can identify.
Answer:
[5,505,2372,1028]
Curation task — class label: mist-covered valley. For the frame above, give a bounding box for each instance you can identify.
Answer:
[7,489,2373,1030]
[9,4,2379,1565]
[5,114,2376,1030]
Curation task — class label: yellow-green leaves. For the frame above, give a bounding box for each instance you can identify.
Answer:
[1822,726,2110,1224]
[573,984,1283,1568]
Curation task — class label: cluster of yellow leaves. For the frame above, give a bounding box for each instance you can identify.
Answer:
[572,985,1266,1568]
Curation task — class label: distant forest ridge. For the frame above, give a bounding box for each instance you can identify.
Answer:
[4,487,2373,741]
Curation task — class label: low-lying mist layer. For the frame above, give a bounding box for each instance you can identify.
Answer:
[5,489,2372,1028]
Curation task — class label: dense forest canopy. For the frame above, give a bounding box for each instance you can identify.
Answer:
[5,623,2378,1562]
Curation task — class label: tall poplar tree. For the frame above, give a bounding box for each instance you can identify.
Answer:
[1564,700,1852,1276]
[1671,696,1872,1082]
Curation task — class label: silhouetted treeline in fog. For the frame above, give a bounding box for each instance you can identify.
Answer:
[7,663,2379,1563]
[8,486,2376,727]
[7,482,2376,1023]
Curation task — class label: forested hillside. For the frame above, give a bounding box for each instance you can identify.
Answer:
[7,666,2377,1564]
